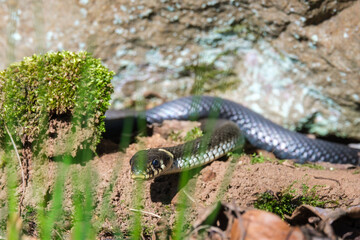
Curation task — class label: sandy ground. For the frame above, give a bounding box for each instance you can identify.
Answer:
[1,120,359,239]
[91,121,360,236]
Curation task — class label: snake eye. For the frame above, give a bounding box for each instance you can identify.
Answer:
[152,159,160,168]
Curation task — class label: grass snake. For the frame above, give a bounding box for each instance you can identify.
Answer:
[106,96,360,179]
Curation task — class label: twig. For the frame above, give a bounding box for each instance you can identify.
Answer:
[313,176,340,186]
[190,225,212,234]
[129,208,161,218]
[5,124,26,214]
[208,226,227,239]
[190,225,227,239]
[232,201,247,240]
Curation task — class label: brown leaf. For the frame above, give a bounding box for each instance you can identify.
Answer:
[230,209,304,240]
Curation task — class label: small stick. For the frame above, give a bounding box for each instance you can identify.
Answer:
[313,176,340,185]
[129,208,162,218]
[5,124,26,214]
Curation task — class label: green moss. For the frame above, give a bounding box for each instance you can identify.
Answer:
[142,225,156,239]
[183,127,203,142]
[168,131,182,141]
[254,183,328,219]
[0,219,5,237]
[226,152,243,159]
[0,150,5,168]
[21,205,37,236]
[250,152,272,164]
[0,51,114,156]
[185,62,239,95]
[168,126,203,142]
[295,163,325,170]
[216,22,263,40]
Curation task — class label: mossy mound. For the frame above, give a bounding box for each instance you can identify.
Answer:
[0,51,114,159]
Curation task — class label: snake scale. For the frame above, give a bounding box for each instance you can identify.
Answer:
[119,96,360,179]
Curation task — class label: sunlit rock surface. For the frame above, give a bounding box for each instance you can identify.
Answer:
[1,0,359,139]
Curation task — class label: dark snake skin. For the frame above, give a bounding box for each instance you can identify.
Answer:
[145,96,360,165]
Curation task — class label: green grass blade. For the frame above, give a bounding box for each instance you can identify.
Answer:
[37,156,70,240]
[71,163,96,240]
[173,97,223,239]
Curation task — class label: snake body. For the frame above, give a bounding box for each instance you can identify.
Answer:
[130,120,244,179]
[126,96,360,179]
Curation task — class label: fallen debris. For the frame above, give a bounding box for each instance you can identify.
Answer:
[287,204,360,240]
[187,202,360,240]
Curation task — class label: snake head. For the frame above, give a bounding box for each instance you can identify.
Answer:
[130,148,174,180]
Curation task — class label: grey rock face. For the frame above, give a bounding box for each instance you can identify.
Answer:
[1,0,359,139]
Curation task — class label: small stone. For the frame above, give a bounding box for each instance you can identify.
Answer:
[201,169,217,182]
[350,197,360,206]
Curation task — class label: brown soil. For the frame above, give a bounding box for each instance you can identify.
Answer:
[94,121,360,236]
[1,120,359,238]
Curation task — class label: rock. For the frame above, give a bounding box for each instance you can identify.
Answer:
[1,0,359,139]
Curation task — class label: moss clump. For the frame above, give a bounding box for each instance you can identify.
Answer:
[250,152,272,164]
[183,127,203,142]
[186,62,238,95]
[254,183,327,219]
[168,126,203,142]
[294,162,325,170]
[0,51,114,157]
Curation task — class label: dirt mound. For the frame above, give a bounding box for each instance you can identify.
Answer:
[95,121,360,237]
[1,120,359,238]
